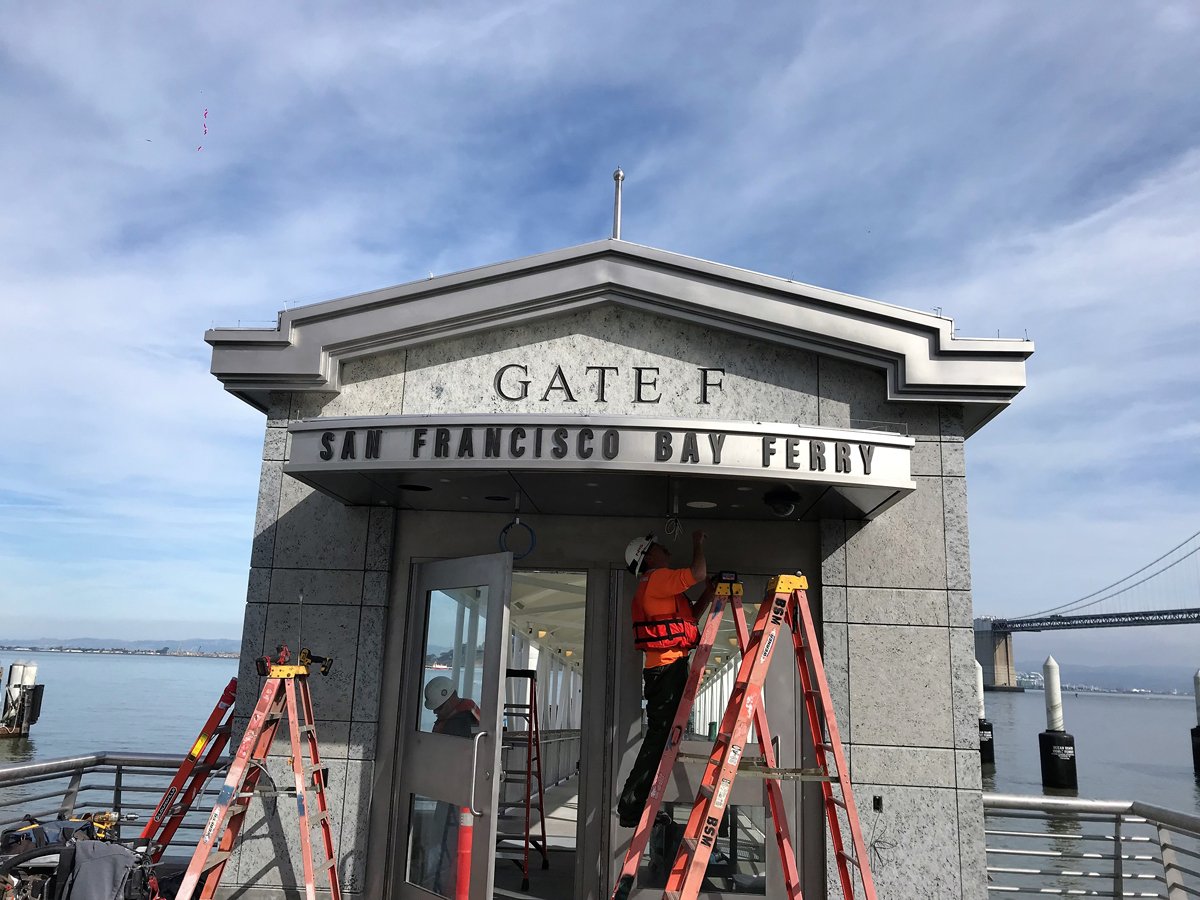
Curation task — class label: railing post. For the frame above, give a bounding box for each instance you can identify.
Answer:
[59,768,83,818]
[113,763,124,840]
[1157,823,1185,900]
[1112,813,1122,899]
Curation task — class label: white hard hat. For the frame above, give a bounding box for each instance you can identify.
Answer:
[624,533,657,575]
[423,676,455,710]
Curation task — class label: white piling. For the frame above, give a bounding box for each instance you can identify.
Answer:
[975,661,986,719]
[1194,670,1199,727]
[1044,656,1064,732]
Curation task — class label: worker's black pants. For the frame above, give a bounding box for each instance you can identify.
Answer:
[617,657,690,825]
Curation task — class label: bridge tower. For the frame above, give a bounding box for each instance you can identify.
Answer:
[974,618,1017,689]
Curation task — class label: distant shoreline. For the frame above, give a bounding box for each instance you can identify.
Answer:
[0,645,238,660]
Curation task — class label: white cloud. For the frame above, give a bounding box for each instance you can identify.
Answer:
[1,0,1197,662]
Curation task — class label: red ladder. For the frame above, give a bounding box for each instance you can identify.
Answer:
[174,650,342,900]
[613,574,804,900]
[497,668,551,890]
[140,677,237,863]
[662,574,876,900]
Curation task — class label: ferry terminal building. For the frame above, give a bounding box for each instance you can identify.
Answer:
[206,239,1032,899]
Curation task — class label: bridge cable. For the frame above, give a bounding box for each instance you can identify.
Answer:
[1015,528,1200,619]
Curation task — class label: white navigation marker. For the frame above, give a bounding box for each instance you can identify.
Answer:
[1044,655,1064,732]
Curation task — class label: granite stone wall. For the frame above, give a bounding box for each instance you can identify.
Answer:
[223,304,986,898]
[223,387,394,899]
[818,357,985,899]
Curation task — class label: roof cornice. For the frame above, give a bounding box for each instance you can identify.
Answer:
[207,239,1032,434]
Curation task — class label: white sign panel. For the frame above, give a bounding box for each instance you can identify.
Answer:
[287,415,914,489]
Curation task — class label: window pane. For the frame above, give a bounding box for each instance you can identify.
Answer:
[418,586,488,736]
[406,793,462,898]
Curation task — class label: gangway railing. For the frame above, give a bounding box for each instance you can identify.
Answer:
[984,793,1200,897]
[0,752,223,851]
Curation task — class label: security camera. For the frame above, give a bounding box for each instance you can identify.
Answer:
[763,487,800,518]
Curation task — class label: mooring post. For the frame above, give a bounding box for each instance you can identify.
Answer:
[1038,655,1078,790]
[1191,669,1199,777]
[976,660,995,767]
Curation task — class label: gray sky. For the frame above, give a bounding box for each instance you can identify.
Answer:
[1,2,1197,665]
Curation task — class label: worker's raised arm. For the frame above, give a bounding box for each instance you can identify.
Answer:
[690,530,707,584]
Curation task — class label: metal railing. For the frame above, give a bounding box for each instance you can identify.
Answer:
[984,793,1200,897]
[0,752,220,849]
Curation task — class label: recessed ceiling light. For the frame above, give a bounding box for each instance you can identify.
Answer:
[395,483,432,492]
[438,478,452,483]
[585,482,599,488]
[736,486,753,493]
[686,500,717,509]
[730,503,742,509]
[594,500,604,505]
[459,495,470,501]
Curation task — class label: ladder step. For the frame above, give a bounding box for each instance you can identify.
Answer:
[838,850,860,868]
[204,849,233,869]
[828,796,847,810]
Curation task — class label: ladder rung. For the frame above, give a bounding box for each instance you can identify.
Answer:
[321,857,336,871]
[204,849,232,868]
[838,850,860,868]
[828,796,847,810]
[309,810,330,825]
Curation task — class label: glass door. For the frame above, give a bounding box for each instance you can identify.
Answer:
[396,552,513,899]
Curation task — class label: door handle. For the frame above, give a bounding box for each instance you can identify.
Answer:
[468,730,488,817]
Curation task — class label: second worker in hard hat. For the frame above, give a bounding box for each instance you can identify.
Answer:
[617,529,716,828]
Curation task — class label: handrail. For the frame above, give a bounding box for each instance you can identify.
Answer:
[983,792,1200,897]
[0,752,223,848]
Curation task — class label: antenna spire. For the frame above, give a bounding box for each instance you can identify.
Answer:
[612,167,624,239]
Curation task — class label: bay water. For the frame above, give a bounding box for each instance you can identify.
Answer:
[2,651,1198,815]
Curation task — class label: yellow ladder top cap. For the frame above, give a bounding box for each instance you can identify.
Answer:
[768,573,809,593]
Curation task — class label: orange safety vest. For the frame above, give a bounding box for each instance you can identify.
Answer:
[631,581,699,651]
[433,697,481,736]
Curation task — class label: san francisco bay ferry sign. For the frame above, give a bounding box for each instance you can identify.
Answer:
[287,416,913,488]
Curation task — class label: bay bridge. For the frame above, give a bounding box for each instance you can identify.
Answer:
[976,529,1200,687]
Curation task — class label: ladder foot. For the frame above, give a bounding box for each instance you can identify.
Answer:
[611,874,634,900]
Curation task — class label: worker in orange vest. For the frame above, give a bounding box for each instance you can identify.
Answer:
[617,529,715,827]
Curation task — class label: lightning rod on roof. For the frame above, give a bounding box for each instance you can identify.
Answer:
[612,167,624,240]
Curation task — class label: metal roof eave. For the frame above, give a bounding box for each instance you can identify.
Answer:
[207,239,1033,433]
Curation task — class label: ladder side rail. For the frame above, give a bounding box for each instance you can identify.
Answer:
[790,591,877,900]
[664,588,792,898]
[529,675,549,864]
[151,718,235,862]
[285,678,320,900]
[730,595,804,899]
[789,615,854,899]
[296,681,343,897]
[609,592,730,900]
[141,676,238,850]
[176,679,287,900]
[522,691,533,882]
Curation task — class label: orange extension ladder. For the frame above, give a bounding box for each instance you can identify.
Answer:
[140,677,238,862]
[174,647,341,900]
[662,574,877,900]
[611,573,807,900]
